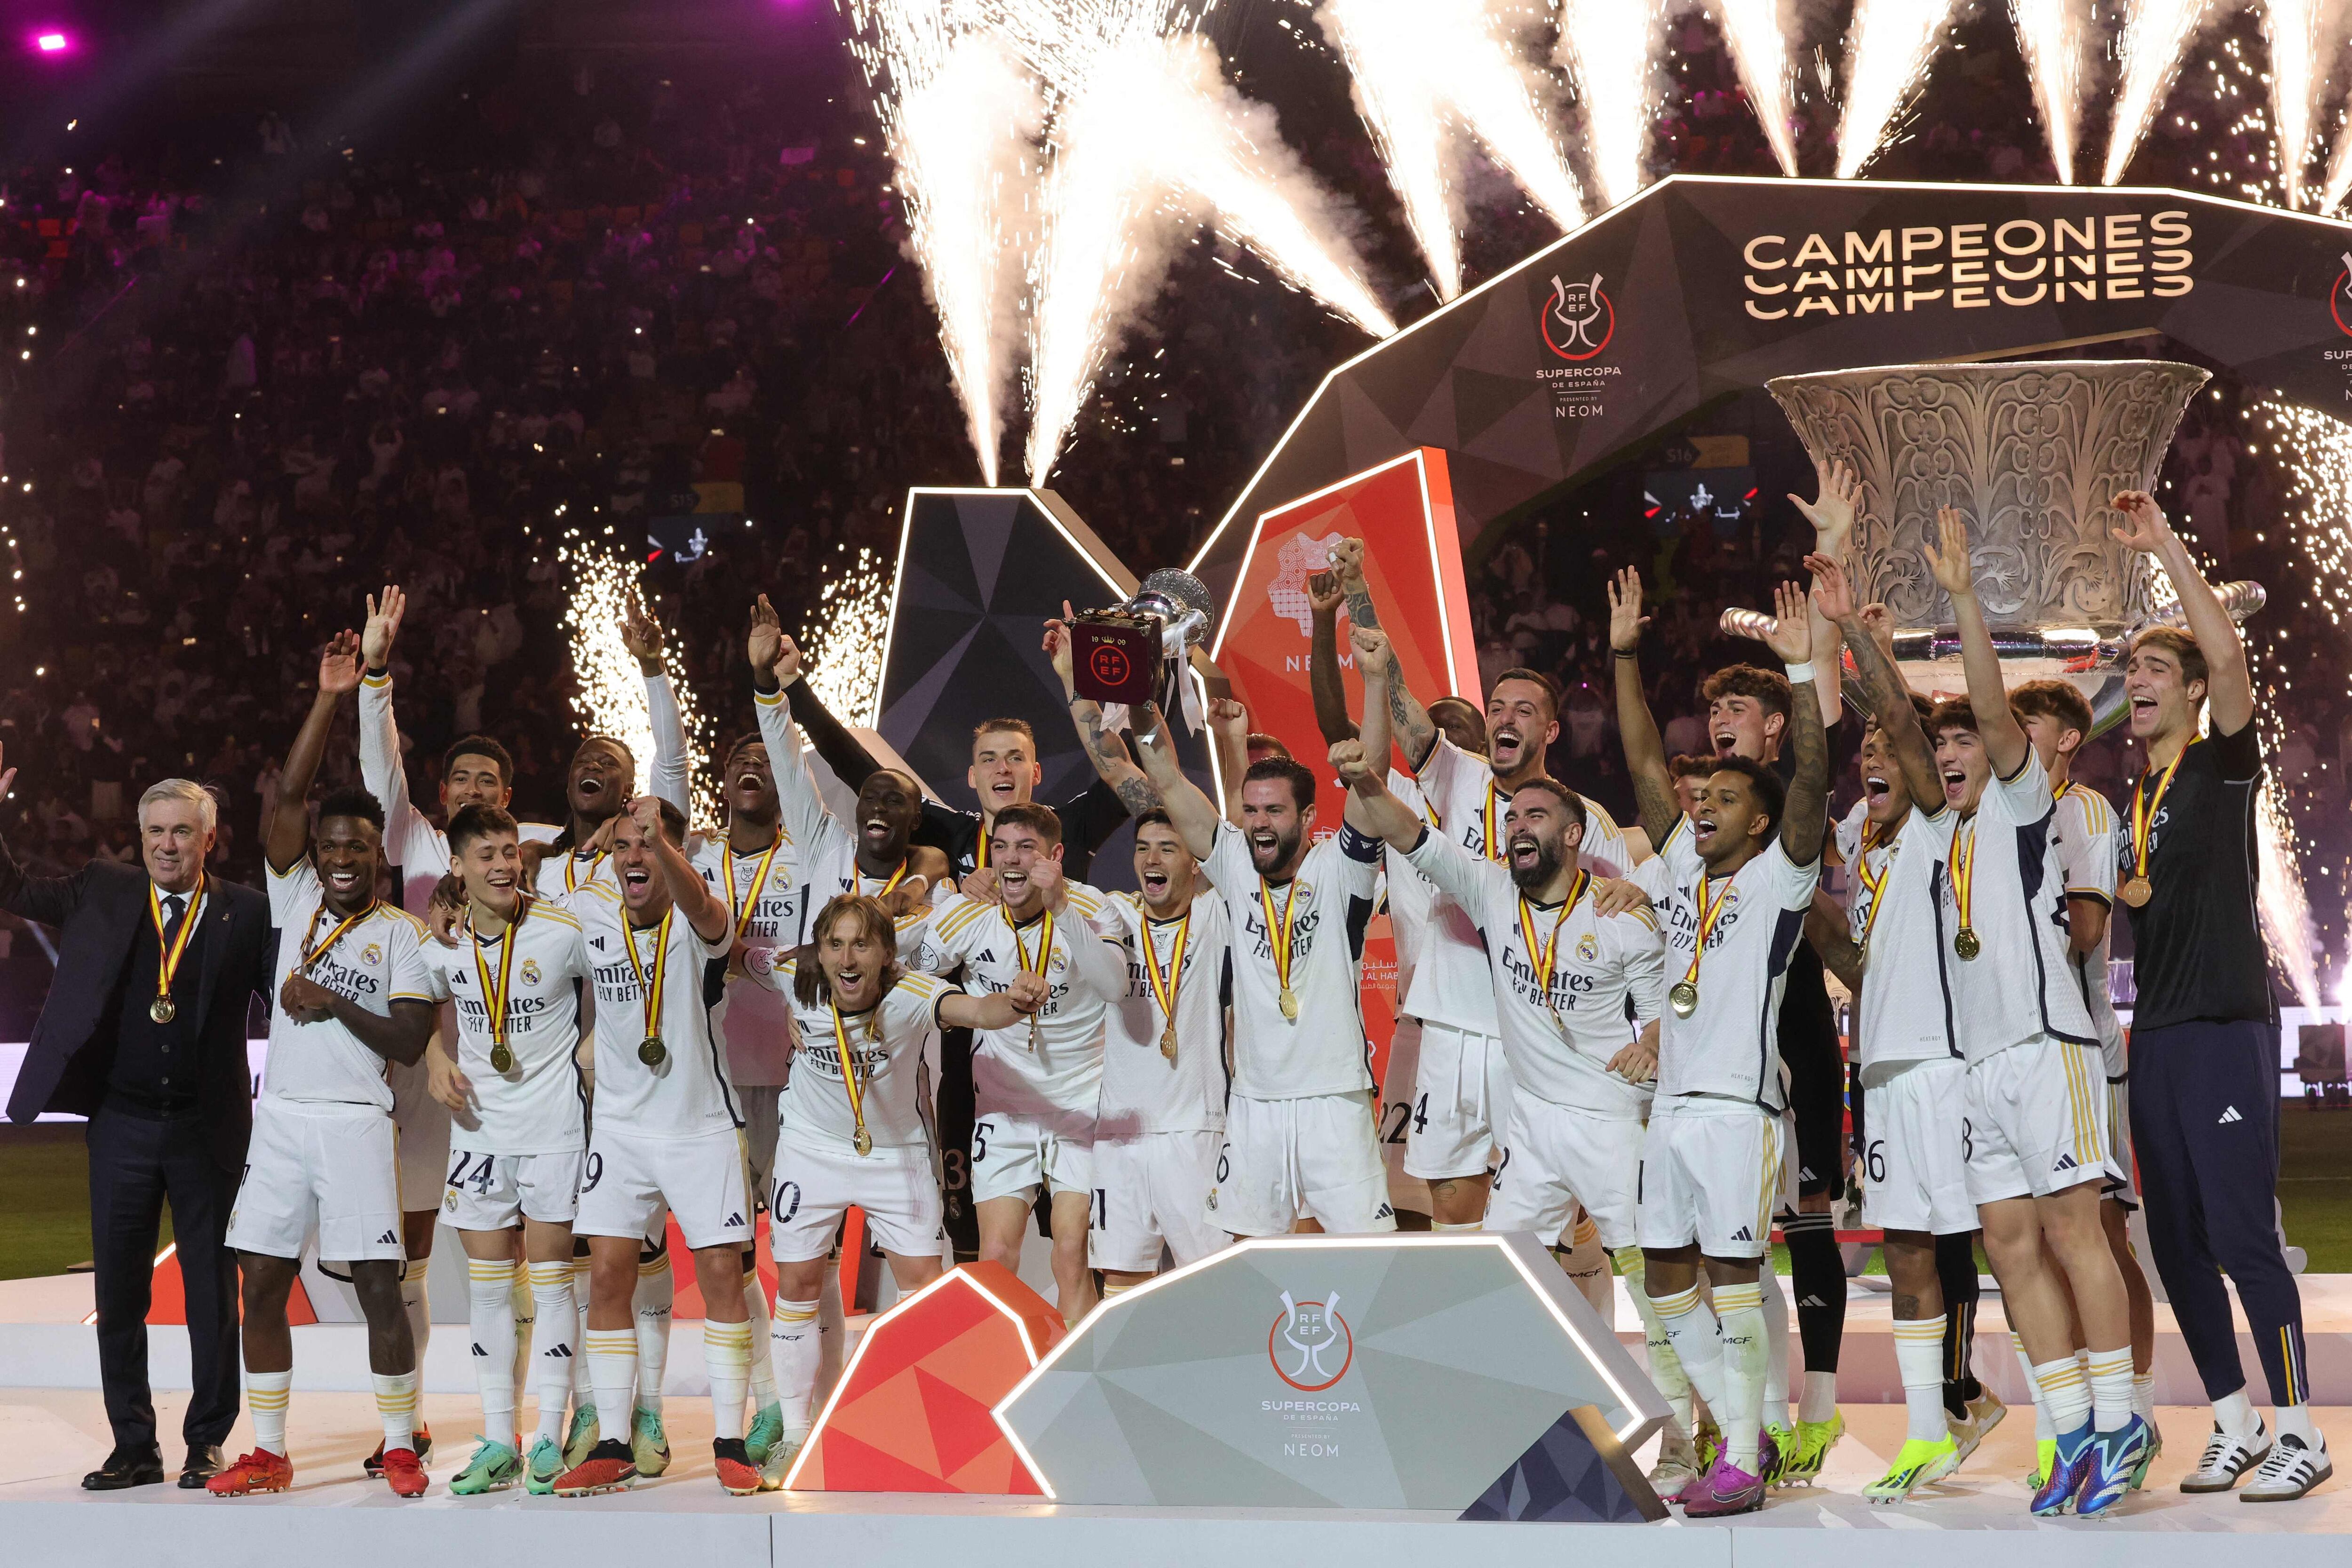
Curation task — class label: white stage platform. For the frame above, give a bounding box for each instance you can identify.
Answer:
[0,1390,2344,1568]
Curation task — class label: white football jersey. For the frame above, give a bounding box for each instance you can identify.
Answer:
[692,832,805,1087]
[1402,830,1666,1118]
[420,896,591,1154]
[262,861,440,1110]
[1846,804,1961,1084]
[572,883,738,1137]
[1630,819,1818,1111]
[767,961,953,1154]
[1085,890,1232,1136]
[1937,749,2099,1063]
[1392,739,1632,1034]
[2051,781,2125,1075]
[754,685,946,945]
[356,672,560,913]
[912,887,1119,1117]
[1200,819,1382,1101]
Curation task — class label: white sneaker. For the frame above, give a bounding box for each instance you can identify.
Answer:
[1646,1424,1701,1502]
[2181,1418,2270,1494]
[2241,1433,2332,1503]
[1949,1389,2006,1465]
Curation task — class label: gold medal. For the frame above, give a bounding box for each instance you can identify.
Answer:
[470,897,528,1082]
[490,1042,515,1074]
[854,1126,874,1157]
[146,875,204,1027]
[1140,903,1191,1065]
[1671,872,1732,1022]
[1954,928,1982,961]
[623,907,674,1072]
[724,835,783,983]
[1259,875,1304,1025]
[1949,817,1980,962]
[829,1001,874,1157]
[2123,742,2192,910]
[2119,875,2152,908]
[1012,906,1056,1053]
[1517,872,1589,1033]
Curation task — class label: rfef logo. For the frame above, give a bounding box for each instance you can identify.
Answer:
[1087,642,1133,688]
[1268,1289,1353,1392]
[1541,272,1613,360]
[2332,252,2352,337]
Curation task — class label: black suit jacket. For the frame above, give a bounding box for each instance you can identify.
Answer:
[0,835,275,1170]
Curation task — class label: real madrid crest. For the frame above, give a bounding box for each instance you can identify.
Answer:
[361,942,384,966]
[521,958,541,985]
[1574,933,1599,963]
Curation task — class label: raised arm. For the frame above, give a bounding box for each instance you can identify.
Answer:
[1351,623,1395,773]
[270,631,362,874]
[1207,696,1250,824]
[1329,737,1423,850]
[635,796,730,944]
[1923,507,2027,777]
[749,596,843,854]
[1607,567,1678,847]
[1044,606,1161,820]
[1811,553,1939,809]
[2113,489,2253,736]
[1756,580,1828,865]
[1128,701,1223,860]
[1305,571,1358,748]
[623,596,692,814]
[1329,537,1437,767]
[358,584,427,854]
[1788,459,1858,730]
[0,743,87,926]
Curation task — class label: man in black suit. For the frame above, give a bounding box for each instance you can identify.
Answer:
[0,750,276,1490]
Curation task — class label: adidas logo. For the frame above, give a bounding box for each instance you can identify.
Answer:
[975,949,995,964]
[2219,1106,2244,1124]
[1731,1226,1754,1242]
[1798,1294,1829,1308]
[378,1230,399,1245]
[470,1343,488,1357]
[725,1212,746,1227]
[2054,1154,2078,1172]
[1798,1165,1818,1182]
[590,936,607,950]
[1375,1202,1395,1219]
[543,1344,574,1358]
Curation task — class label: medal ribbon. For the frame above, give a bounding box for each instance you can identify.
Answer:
[469,897,528,1055]
[1951,818,1977,936]
[860,859,910,902]
[301,897,376,972]
[2127,740,2194,884]
[1141,910,1191,1033]
[1855,844,1891,952]
[564,848,606,893]
[624,907,673,1048]
[1257,875,1302,1004]
[1483,785,1506,862]
[148,874,206,1013]
[728,837,783,942]
[1011,907,1057,995]
[1680,873,1732,994]
[1516,869,1589,1005]
[827,1002,870,1146]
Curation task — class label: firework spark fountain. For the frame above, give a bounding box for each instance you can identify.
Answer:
[2260,0,2328,206]
[1713,0,1800,178]
[560,543,723,829]
[2010,0,2088,184]
[835,3,1038,486]
[803,545,894,728]
[1016,4,1396,482]
[1554,0,1662,209]
[1313,0,1584,300]
[1835,0,1963,179]
[2104,0,2213,186]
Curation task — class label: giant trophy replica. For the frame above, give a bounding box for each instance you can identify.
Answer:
[1734,359,2263,727]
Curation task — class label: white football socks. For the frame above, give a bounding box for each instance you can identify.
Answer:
[1894,1314,1949,1443]
[1559,1217,1613,1324]
[2014,1333,2053,1441]
[1652,1284,1728,1440]
[585,1329,637,1445]
[2131,1370,2156,1424]
[743,1276,779,1409]
[704,1317,754,1441]
[510,1261,535,1401]
[1757,1267,1791,1429]
[373,1370,419,1452]
[2087,1346,2135,1432]
[2032,1355,2092,1437]
[634,1254,673,1415]
[467,1257,520,1450]
[527,1261,576,1445]
[246,1369,292,1457]
[1618,1249,1695,1438]
[772,1296,822,1435]
[570,1258,595,1406]
[1715,1281,1768,1472]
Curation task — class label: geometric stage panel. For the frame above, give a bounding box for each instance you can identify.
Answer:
[787,1261,1065,1494]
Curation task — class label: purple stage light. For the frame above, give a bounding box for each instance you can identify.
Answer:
[34,31,69,54]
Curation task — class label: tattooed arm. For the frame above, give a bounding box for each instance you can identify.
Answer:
[1812,553,1941,811]
[1805,887,1864,990]
[1606,567,1680,849]
[1329,536,1437,768]
[1045,608,1162,819]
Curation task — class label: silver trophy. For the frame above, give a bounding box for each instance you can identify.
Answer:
[1729,359,2264,729]
[1072,567,1215,727]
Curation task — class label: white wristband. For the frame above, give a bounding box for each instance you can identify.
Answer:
[1784,661,1817,685]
